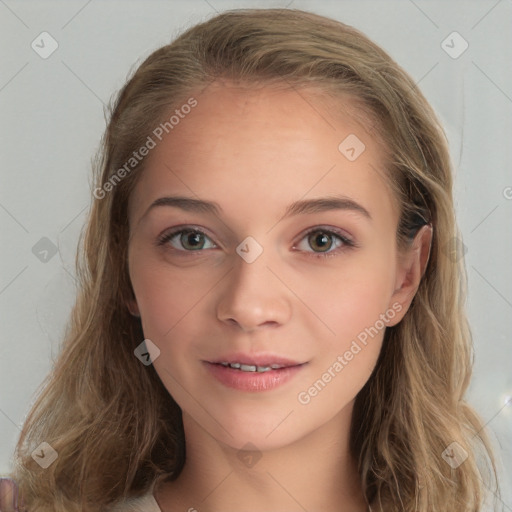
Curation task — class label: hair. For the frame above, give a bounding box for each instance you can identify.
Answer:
[10,7,501,512]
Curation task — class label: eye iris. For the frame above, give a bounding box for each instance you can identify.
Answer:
[181,231,205,250]
[309,231,333,252]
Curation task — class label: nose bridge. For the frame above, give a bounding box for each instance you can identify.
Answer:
[216,243,291,330]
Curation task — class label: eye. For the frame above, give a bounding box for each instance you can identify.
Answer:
[293,227,354,259]
[157,227,216,252]
[156,225,355,259]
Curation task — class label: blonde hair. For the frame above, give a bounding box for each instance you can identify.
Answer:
[11,8,500,511]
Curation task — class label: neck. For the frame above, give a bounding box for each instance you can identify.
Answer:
[155,404,368,512]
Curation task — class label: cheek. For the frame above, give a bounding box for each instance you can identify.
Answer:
[297,255,394,390]
[295,274,390,417]
[296,257,395,344]
[129,255,218,340]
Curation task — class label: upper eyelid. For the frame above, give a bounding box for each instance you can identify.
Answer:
[159,225,217,243]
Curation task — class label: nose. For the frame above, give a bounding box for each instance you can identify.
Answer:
[216,252,292,332]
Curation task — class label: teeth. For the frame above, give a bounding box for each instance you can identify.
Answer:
[217,362,280,372]
[240,364,257,372]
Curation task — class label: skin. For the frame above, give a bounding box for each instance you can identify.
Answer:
[0,479,18,512]
[126,81,432,512]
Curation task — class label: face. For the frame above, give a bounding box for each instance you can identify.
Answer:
[127,81,413,451]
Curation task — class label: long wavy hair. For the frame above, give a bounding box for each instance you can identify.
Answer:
[11,8,500,511]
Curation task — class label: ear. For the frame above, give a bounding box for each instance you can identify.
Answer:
[126,292,141,318]
[387,224,433,326]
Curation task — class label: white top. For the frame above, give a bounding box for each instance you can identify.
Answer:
[110,492,162,512]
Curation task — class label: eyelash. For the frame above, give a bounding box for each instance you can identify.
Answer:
[155,225,356,259]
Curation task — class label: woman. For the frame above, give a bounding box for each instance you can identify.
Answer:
[9,8,500,512]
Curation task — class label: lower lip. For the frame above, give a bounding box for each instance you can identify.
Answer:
[204,362,304,392]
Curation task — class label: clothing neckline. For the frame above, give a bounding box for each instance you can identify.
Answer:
[149,493,163,511]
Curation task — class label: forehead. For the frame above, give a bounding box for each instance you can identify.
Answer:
[128,81,397,228]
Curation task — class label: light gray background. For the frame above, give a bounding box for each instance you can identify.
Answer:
[1,0,511,508]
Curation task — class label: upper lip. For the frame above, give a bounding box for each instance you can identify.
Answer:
[208,352,304,367]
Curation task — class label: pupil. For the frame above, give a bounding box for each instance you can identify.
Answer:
[182,231,204,250]
[310,232,332,252]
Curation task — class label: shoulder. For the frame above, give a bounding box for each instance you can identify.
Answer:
[108,492,162,512]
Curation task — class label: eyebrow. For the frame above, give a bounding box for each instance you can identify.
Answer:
[144,194,371,221]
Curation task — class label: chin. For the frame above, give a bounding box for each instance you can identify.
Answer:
[212,413,309,452]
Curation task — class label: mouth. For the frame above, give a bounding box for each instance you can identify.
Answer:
[204,353,307,392]
[214,361,292,373]
[208,353,304,371]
